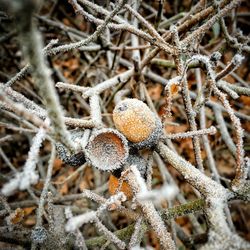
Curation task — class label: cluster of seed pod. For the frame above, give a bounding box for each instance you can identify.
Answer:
[57,98,162,198]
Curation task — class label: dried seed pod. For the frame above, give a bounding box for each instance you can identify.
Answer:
[56,130,85,167]
[85,128,129,171]
[109,174,133,199]
[108,154,146,199]
[113,98,162,149]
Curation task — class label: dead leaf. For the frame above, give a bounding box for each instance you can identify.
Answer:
[9,208,24,224]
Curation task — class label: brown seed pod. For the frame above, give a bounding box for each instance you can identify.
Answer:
[108,154,147,199]
[108,174,133,199]
[85,128,129,171]
[113,98,162,149]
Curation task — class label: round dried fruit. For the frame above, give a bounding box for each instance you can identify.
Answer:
[113,98,162,149]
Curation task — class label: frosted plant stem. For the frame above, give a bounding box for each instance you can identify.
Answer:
[182,54,246,189]
[195,69,220,183]
[1,83,47,117]
[156,142,250,249]
[9,0,75,152]
[79,0,126,24]
[0,147,39,203]
[1,127,46,196]
[68,0,176,55]
[125,4,165,44]
[146,154,153,190]
[125,166,175,250]
[5,39,58,87]
[211,85,245,188]
[0,92,48,130]
[65,207,88,250]
[89,95,103,127]
[156,142,225,197]
[181,0,242,46]
[196,69,236,232]
[171,25,204,171]
[51,0,128,55]
[215,54,244,81]
[36,144,56,227]
[163,126,216,140]
[213,107,237,156]
[82,69,134,98]
[1,83,95,128]
[129,0,141,69]
[5,10,140,88]
[153,152,203,234]
[128,216,144,248]
[95,218,126,249]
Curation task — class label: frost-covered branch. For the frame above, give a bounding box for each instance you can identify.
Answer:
[6,0,76,151]
[125,165,175,250]
[1,127,46,196]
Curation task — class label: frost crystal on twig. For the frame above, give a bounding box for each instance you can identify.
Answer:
[1,127,46,196]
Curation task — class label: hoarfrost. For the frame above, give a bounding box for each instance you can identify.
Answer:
[1,127,46,196]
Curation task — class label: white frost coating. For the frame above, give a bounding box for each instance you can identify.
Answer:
[164,76,181,91]
[130,165,148,194]
[65,211,96,232]
[95,218,126,249]
[85,128,129,171]
[97,192,126,215]
[131,246,154,250]
[245,157,250,177]
[156,142,225,197]
[82,68,134,98]
[1,84,47,118]
[232,54,244,65]
[137,184,178,204]
[64,206,73,219]
[126,166,175,249]
[1,128,46,196]
[185,55,216,82]
[89,95,102,127]
[82,189,107,204]
[65,192,126,232]
[157,142,250,249]
[1,173,22,196]
[20,128,46,190]
[129,216,143,248]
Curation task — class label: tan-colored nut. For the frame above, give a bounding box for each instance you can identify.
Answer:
[113,99,157,143]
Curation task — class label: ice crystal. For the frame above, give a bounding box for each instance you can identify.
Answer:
[65,211,96,232]
[31,226,48,244]
[1,128,46,196]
